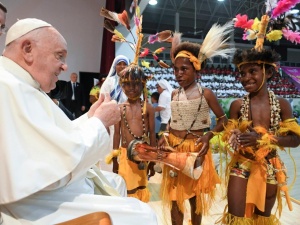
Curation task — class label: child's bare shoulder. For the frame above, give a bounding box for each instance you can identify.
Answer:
[146,102,154,111]
[230,98,243,110]
[146,101,153,108]
[277,96,292,111]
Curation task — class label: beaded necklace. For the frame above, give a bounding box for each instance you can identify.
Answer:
[240,90,281,132]
[122,99,149,143]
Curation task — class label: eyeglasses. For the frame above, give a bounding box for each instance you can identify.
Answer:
[0,24,7,35]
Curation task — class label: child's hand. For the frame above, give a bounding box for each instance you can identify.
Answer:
[157,132,169,147]
[87,92,105,118]
[228,129,241,151]
[236,126,260,148]
[93,93,121,127]
[195,135,210,156]
[157,136,166,147]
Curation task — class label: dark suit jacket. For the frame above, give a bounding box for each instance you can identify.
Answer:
[63,81,85,111]
[58,101,75,120]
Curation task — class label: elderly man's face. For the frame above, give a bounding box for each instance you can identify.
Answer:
[30,27,68,93]
[70,73,78,82]
[0,8,6,36]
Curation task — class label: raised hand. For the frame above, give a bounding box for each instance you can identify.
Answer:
[87,92,105,118]
[195,135,210,156]
[93,93,121,127]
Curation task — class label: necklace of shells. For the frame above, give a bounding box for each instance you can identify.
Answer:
[240,90,281,133]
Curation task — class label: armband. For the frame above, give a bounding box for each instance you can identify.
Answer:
[205,130,215,136]
[216,114,226,121]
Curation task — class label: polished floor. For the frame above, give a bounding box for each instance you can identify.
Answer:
[147,148,300,225]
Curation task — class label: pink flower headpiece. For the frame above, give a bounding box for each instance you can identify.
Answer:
[234,0,300,45]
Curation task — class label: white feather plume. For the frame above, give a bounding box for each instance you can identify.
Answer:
[265,0,277,13]
[170,32,182,63]
[198,21,235,63]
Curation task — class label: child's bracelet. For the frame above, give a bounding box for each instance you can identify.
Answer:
[216,114,226,121]
[205,131,215,136]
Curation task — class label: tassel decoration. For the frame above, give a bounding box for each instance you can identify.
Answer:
[153,47,165,55]
[118,10,131,30]
[158,60,170,68]
[140,48,150,57]
[104,19,115,34]
[148,30,173,44]
[100,8,130,30]
[157,30,173,42]
[152,54,170,68]
[100,7,117,22]
[141,60,150,69]
[111,34,125,43]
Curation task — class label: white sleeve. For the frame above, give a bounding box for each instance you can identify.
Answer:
[0,80,110,204]
[158,91,168,108]
[100,77,113,95]
[71,113,89,127]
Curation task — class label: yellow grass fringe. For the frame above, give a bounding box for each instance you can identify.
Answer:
[277,119,300,136]
[216,212,253,225]
[160,133,220,215]
[253,214,281,225]
[220,119,297,216]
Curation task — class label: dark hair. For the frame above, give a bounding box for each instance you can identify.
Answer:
[233,48,281,80]
[0,2,7,13]
[119,65,147,86]
[233,48,281,71]
[173,42,200,59]
[151,92,160,101]
[172,42,206,70]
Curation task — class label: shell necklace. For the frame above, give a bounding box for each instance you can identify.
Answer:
[240,90,281,133]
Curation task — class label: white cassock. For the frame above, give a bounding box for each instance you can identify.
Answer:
[0,56,157,225]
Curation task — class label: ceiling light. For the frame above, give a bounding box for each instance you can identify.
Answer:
[149,0,157,5]
[218,0,225,2]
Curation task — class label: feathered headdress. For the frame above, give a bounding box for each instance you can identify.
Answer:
[232,0,300,70]
[100,0,171,69]
[234,0,300,50]
[100,0,172,113]
[169,21,235,71]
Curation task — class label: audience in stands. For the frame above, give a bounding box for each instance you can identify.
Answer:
[144,65,300,98]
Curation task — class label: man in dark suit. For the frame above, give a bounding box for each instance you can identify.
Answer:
[63,72,86,118]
